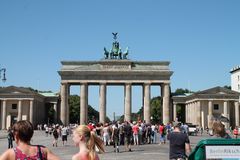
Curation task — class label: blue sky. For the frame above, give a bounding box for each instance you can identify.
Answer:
[1,1,240,119]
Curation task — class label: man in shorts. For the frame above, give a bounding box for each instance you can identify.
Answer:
[61,126,68,146]
[123,121,132,152]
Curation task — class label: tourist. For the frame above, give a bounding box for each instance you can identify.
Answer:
[168,123,191,160]
[138,124,143,145]
[102,123,110,146]
[61,125,68,146]
[0,120,60,160]
[211,120,231,139]
[205,126,209,134]
[7,127,14,149]
[233,126,239,139]
[45,125,49,137]
[52,126,59,147]
[111,123,120,153]
[72,125,105,160]
[159,123,166,145]
[123,121,132,152]
[132,121,139,145]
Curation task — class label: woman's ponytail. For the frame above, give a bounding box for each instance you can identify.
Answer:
[87,131,105,160]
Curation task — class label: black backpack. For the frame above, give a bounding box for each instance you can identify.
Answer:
[53,129,58,137]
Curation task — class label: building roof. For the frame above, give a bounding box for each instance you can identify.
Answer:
[230,65,240,73]
[173,86,240,104]
[0,86,58,103]
[0,86,40,96]
[39,92,59,97]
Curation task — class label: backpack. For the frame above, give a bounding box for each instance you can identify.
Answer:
[53,129,58,137]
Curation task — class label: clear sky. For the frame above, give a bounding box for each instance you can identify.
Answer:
[1,1,240,120]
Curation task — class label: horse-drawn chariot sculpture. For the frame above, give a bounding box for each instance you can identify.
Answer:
[104,33,129,60]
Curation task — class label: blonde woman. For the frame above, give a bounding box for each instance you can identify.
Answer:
[72,125,105,160]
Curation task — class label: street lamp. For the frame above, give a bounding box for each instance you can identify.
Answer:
[0,68,6,82]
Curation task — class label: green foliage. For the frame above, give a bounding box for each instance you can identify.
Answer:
[223,85,231,90]
[173,88,192,95]
[69,95,80,123]
[68,95,108,124]
[46,103,55,124]
[117,113,140,122]
[150,96,162,124]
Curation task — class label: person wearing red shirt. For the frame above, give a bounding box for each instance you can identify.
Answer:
[233,127,239,139]
[132,121,139,145]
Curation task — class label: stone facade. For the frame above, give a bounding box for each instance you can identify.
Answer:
[0,86,59,129]
[58,59,173,125]
[230,66,240,92]
[173,87,240,129]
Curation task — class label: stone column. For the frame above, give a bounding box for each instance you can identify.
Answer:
[66,85,70,125]
[1,100,7,129]
[29,100,33,123]
[201,110,204,128]
[173,103,177,121]
[162,83,170,124]
[223,101,229,128]
[17,100,22,121]
[60,83,68,125]
[143,83,150,123]
[185,104,188,123]
[190,103,194,124]
[196,101,201,126]
[99,83,106,124]
[208,100,213,128]
[124,83,132,122]
[235,102,239,126]
[86,85,88,123]
[53,103,57,123]
[80,83,88,125]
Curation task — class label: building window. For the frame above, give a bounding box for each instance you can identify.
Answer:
[238,75,240,81]
[12,104,17,110]
[213,104,219,110]
[238,84,240,91]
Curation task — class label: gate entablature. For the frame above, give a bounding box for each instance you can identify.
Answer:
[58,60,173,84]
[58,34,173,125]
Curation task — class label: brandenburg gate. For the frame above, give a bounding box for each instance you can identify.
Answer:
[58,33,173,125]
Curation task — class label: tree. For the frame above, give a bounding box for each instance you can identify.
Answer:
[150,96,162,124]
[68,95,109,124]
[69,95,80,123]
[223,85,231,90]
[173,88,193,95]
[46,103,55,124]
[135,96,162,124]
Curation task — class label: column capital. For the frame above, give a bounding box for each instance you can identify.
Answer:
[144,82,151,85]
[61,82,69,85]
[161,83,170,86]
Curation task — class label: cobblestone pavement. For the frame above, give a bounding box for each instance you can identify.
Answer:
[0,130,214,160]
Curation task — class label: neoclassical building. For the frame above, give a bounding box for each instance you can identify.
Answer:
[231,65,240,92]
[0,86,59,129]
[173,86,240,129]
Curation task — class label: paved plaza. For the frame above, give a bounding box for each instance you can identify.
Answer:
[0,130,213,160]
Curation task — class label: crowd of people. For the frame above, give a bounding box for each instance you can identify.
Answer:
[0,119,239,160]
